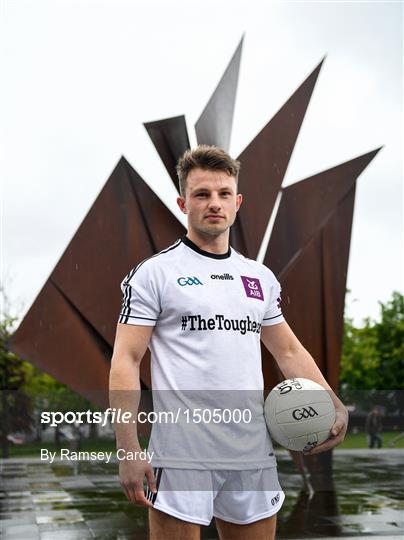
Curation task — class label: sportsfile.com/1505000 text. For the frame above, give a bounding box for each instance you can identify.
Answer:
[40,408,253,427]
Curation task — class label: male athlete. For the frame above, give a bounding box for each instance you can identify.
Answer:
[109,145,348,539]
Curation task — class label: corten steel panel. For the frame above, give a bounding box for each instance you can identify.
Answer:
[51,157,184,346]
[10,157,184,398]
[261,237,325,395]
[321,188,356,390]
[9,280,110,407]
[264,149,381,276]
[233,60,324,259]
[262,229,344,391]
[144,115,190,192]
[261,149,381,393]
[281,235,326,365]
[50,157,153,346]
[195,36,243,151]
[123,157,186,251]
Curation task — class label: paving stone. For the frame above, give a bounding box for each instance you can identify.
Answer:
[35,509,84,525]
[39,528,93,540]
[3,523,40,539]
[3,490,32,498]
[32,490,72,504]
[2,515,37,530]
[0,503,34,513]
[2,480,29,490]
[60,477,95,489]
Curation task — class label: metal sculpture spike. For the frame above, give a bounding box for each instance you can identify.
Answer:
[144,115,190,192]
[195,36,244,150]
[232,59,325,258]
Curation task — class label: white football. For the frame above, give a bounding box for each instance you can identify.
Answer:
[264,378,336,452]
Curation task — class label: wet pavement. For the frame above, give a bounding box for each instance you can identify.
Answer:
[1,449,403,539]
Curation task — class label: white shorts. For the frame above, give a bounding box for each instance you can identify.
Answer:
[146,467,285,526]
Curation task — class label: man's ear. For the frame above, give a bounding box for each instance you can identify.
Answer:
[236,193,243,211]
[177,196,187,214]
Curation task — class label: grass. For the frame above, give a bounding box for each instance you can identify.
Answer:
[338,430,404,449]
[4,432,404,458]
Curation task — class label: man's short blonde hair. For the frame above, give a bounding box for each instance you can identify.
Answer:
[176,145,240,197]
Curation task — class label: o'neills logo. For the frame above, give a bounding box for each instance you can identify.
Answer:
[211,273,234,280]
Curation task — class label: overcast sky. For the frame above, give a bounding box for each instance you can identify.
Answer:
[2,0,403,327]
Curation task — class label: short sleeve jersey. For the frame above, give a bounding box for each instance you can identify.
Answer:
[119,236,285,470]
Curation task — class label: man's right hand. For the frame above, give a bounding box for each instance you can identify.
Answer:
[119,456,157,507]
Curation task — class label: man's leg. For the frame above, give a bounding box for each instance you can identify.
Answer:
[215,513,277,540]
[149,507,200,540]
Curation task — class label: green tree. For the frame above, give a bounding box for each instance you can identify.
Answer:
[0,314,33,457]
[340,317,380,391]
[375,291,404,389]
[340,291,404,422]
[341,291,404,391]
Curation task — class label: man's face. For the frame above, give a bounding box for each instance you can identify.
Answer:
[177,167,242,238]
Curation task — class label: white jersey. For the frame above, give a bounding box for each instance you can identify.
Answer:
[119,236,284,470]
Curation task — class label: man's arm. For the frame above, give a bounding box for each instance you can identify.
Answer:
[261,321,348,454]
[109,323,155,506]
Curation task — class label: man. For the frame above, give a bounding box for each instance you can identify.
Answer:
[109,145,348,539]
[365,407,383,448]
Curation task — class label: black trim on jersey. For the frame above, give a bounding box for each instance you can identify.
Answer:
[119,240,181,324]
[120,265,137,322]
[119,314,158,321]
[263,313,283,321]
[182,235,231,260]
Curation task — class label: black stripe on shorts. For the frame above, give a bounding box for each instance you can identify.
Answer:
[151,467,163,505]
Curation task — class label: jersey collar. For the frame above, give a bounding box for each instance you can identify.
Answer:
[182,236,231,260]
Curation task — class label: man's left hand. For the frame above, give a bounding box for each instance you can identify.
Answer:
[304,407,349,455]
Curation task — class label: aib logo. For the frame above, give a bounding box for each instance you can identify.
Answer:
[292,407,319,421]
[177,276,203,286]
[240,276,264,301]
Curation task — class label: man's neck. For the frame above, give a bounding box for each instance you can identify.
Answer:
[186,229,230,255]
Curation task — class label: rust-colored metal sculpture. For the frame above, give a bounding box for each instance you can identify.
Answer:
[144,115,190,191]
[261,149,381,394]
[11,157,184,405]
[234,60,324,259]
[10,38,380,417]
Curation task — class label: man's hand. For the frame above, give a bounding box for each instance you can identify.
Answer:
[119,455,156,507]
[304,407,349,455]
[261,323,349,455]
